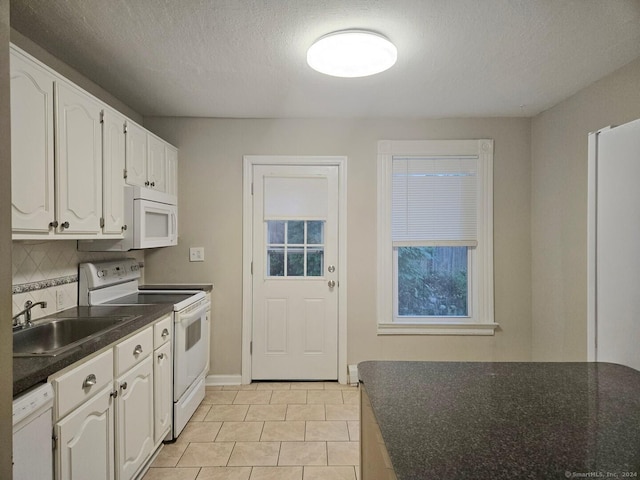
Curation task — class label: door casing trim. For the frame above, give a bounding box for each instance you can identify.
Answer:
[242,155,348,384]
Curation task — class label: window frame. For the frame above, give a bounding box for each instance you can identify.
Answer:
[377,139,498,335]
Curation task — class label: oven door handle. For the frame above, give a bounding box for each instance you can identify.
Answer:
[176,302,210,325]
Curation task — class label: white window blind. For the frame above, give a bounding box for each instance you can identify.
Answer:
[392,156,478,245]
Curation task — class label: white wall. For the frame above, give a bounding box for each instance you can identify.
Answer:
[531,56,640,360]
[143,117,532,378]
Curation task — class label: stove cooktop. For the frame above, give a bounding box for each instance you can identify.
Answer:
[103,292,198,305]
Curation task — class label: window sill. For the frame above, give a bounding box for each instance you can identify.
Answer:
[377,322,499,336]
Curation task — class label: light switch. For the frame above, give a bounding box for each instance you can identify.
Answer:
[189,247,205,262]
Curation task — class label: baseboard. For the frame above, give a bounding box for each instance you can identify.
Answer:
[206,374,242,386]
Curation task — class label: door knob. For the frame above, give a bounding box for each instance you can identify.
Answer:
[328,280,336,288]
[328,265,335,273]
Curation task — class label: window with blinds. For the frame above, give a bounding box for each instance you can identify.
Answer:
[377,140,496,335]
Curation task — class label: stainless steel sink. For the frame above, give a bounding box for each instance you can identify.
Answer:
[13,315,137,357]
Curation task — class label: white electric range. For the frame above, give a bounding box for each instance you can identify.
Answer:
[79,259,210,440]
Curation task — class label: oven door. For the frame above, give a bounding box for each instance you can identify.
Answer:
[133,199,178,249]
[174,300,210,400]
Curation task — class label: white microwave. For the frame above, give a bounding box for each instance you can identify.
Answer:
[79,186,178,251]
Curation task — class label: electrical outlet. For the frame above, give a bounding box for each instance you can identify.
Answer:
[189,247,205,262]
[56,289,67,310]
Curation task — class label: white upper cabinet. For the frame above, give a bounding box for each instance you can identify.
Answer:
[55,81,103,234]
[102,108,127,235]
[124,120,148,188]
[165,144,178,197]
[10,47,56,233]
[147,134,167,192]
[125,120,176,195]
[10,44,178,240]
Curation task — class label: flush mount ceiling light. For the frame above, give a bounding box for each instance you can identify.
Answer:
[307,30,397,78]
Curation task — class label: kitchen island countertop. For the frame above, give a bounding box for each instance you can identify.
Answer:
[358,361,640,480]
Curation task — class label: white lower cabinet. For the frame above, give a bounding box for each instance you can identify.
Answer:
[55,384,115,480]
[52,322,169,480]
[154,341,172,444]
[116,355,154,480]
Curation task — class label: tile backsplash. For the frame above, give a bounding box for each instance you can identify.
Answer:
[12,240,144,321]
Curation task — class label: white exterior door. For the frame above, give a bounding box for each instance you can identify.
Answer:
[251,164,339,380]
[589,119,640,371]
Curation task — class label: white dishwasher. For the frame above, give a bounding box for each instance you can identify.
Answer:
[13,382,54,480]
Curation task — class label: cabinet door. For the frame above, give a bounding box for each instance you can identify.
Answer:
[102,108,127,235]
[125,121,147,188]
[10,49,55,233]
[56,81,103,234]
[165,144,178,197]
[147,135,167,192]
[55,385,115,480]
[116,355,154,480]
[153,342,172,444]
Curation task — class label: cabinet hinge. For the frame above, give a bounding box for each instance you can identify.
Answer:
[250,341,253,355]
[251,183,254,195]
[100,111,104,124]
[100,217,105,228]
[123,168,128,179]
[52,433,57,451]
[123,123,128,134]
[250,261,253,275]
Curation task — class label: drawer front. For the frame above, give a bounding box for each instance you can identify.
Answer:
[52,348,114,420]
[153,314,173,349]
[115,327,153,376]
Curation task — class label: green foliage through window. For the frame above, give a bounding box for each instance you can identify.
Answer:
[397,246,468,317]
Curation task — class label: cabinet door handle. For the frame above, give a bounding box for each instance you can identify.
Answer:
[82,374,97,389]
[145,180,150,186]
[150,181,155,187]
[120,382,128,391]
[49,220,59,228]
[61,221,70,229]
[133,344,143,355]
[158,353,166,360]
[122,224,128,231]
[161,328,169,339]
[110,390,118,399]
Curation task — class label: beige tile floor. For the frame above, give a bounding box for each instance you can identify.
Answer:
[143,382,360,480]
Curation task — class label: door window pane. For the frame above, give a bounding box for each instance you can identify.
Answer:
[268,221,285,244]
[396,246,468,317]
[307,221,324,244]
[287,249,305,276]
[267,248,285,276]
[266,220,325,278]
[307,248,324,276]
[287,221,304,244]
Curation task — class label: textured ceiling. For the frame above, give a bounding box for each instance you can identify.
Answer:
[9,0,640,118]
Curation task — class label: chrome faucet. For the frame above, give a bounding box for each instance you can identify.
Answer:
[12,300,47,328]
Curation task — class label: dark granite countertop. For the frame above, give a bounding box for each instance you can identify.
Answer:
[13,304,173,397]
[139,283,213,292]
[358,361,640,480]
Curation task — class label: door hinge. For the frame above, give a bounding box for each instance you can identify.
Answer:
[123,168,128,179]
[100,217,105,228]
[250,341,253,355]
